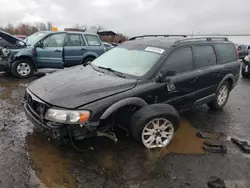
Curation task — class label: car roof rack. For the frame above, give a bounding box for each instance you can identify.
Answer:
[129,35,187,41]
[174,37,229,45]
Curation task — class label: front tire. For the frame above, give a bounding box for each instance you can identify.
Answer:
[129,104,180,149]
[11,59,34,78]
[207,82,230,110]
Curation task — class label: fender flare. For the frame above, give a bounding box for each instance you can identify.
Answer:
[12,53,37,70]
[100,97,148,120]
[217,74,234,92]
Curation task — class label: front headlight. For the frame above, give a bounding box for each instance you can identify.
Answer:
[45,108,90,124]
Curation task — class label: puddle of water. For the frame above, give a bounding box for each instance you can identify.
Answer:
[145,118,206,161]
[26,134,77,188]
[96,149,118,171]
[0,88,9,100]
[29,170,47,188]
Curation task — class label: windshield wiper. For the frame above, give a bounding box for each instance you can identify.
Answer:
[87,62,104,73]
[98,66,126,78]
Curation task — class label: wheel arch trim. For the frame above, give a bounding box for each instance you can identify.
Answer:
[100,97,148,120]
[217,74,234,92]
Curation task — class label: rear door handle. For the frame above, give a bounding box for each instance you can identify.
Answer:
[54,49,61,52]
[189,77,198,83]
[81,47,86,51]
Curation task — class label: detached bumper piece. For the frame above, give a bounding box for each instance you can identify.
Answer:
[203,142,227,154]
[231,138,250,153]
[207,176,226,188]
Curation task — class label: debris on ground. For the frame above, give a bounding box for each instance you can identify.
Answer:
[196,131,211,139]
[203,144,227,154]
[207,176,226,188]
[231,138,250,153]
[204,140,222,147]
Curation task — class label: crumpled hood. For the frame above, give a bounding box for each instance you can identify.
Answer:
[28,66,137,108]
[0,30,25,46]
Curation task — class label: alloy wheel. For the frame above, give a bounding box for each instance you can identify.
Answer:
[141,118,174,149]
[217,85,229,106]
[17,62,31,76]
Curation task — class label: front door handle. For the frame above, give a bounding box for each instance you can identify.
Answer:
[189,77,197,83]
[81,47,86,51]
[54,49,61,52]
[215,71,224,77]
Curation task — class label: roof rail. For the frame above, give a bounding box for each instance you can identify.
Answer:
[174,37,229,45]
[129,35,187,41]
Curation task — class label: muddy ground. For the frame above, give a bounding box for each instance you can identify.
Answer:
[0,71,250,188]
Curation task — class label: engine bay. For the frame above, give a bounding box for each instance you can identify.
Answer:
[0,47,10,61]
[0,47,10,72]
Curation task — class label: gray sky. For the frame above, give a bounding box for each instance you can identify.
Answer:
[0,0,250,36]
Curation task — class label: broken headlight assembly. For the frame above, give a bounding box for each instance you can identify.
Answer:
[45,108,90,124]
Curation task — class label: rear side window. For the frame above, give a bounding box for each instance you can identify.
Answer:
[193,46,216,68]
[85,35,101,46]
[214,44,237,64]
[162,47,193,74]
[65,34,85,46]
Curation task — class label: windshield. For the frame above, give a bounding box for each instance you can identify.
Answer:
[91,46,162,77]
[24,32,47,45]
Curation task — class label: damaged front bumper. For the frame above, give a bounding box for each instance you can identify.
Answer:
[23,89,118,145]
[23,99,100,142]
[0,60,9,72]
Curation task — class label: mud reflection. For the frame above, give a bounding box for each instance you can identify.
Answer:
[26,134,77,188]
[0,77,30,102]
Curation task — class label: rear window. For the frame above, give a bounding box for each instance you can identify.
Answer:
[214,44,237,64]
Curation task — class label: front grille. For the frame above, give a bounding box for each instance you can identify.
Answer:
[26,93,47,117]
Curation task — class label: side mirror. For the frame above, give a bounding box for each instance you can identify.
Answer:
[157,70,176,83]
[17,41,26,47]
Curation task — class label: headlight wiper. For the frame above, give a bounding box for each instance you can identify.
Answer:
[98,66,126,78]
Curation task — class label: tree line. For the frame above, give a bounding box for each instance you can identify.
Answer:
[0,22,128,43]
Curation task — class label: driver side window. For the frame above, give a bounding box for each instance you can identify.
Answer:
[161,47,193,74]
[42,33,66,47]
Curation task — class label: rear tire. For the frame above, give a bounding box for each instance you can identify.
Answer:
[129,104,180,149]
[207,82,230,110]
[11,59,34,78]
[83,56,95,65]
